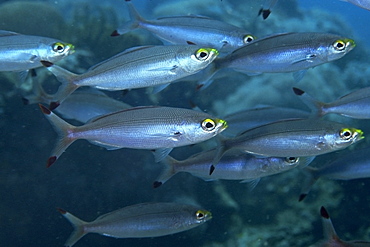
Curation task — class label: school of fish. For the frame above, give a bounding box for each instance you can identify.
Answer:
[3,0,370,246]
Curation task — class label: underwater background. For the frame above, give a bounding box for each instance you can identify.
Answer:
[0,0,370,246]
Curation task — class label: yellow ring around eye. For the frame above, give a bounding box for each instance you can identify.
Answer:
[195,210,212,220]
[201,118,216,131]
[340,128,353,140]
[53,42,66,53]
[243,34,256,44]
[333,40,346,51]
[195,48,210,60]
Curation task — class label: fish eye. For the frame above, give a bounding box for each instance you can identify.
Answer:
[52,42,65,53]
[333,40,346,51]
[285,157,299,164]
[195,49,210,61]
[201,118,216,131]
[339,128,353,140]
[195,210,206,220]
[243,35,255,44]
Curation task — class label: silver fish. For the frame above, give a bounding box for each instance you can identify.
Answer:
[293,87,370,119]
[223,105,310,136]
[112,0,256,51]
[57,202,212,247]
[41,45,218,110]
[341,0,370,11]
[199,32,355,87]
[309,206,370,247]
[0,30,74,72]
[39,105,227,167]
[23,81,131,123]
[299,147,370,201]
[211,118,363,174]
[154,148,314,188]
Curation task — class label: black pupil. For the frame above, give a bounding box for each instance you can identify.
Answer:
[197,212,204,218]
[205,122,214,129]
[288,157,295,161]
[199,52,207,58]
[336,42,344,49]
[246,37,253,42]
[57,46,63,50]
[343,131,350,137]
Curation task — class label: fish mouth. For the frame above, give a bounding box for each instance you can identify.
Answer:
[353,129,365,142]
[66,43,75,54]
[217,119,228,132]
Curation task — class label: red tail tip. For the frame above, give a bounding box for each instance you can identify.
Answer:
[320,206,330,219]
[56,207,67,215]
[110,30,120,37]
[39,104,51,115]
[47,156,57,168]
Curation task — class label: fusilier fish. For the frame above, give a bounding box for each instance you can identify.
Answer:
[39,105,227,167]
[299,147,370,201]
[309,206,370,247]
[41,45,218,109]
[153,148,314,188]
[0,30,74,72]
[58,202,212,247]
[111,0,256,51]
[199,32,355,87]
[223,105,310,136]
[211,118,363,174]
[293,87,370,119]
[24,82,131,123]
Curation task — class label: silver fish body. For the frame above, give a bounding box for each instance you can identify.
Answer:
[42,45,218,108]
[223,105,310,136]
[112,1,256,51]
[39,105,227,167]
[154,148,314,187]
[299,147,370,201]
[218,32,355,74]
[0,30,74,71]
[294,87,370,119]
[55,89,131,123]
[58,202,212,247]
[212,118,363,169]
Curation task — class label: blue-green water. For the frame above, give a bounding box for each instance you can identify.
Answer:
[0,0,370,246]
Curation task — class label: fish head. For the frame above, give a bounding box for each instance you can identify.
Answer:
[327,37,356,61]
[45,41,75,62]
[179,47,219,73]
[183,117,227,143]
[222,33,257,51]
[332,127,364,149]
[194,209,212,223]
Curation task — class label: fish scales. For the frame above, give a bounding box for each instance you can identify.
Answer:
[218,32,355,73]
[59,202,212,247]
[40,105,227,167]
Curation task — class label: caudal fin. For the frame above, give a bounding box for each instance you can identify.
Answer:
[111,0,144,36]
[39,104,77,167]
[292,87,326,117]
[153,155,178,188]
[298,166,319,201]
[41,61,79,110]
[320,206,339,242]
[57,208,88,247]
